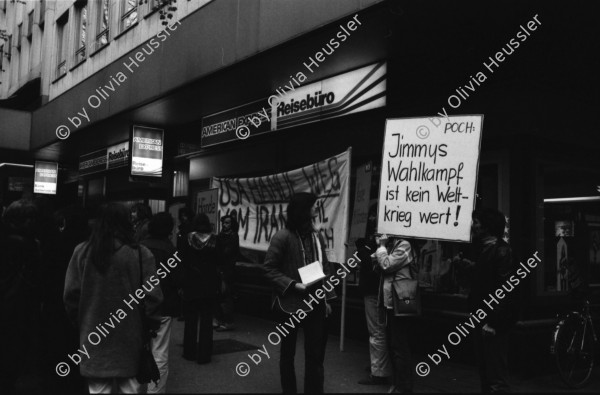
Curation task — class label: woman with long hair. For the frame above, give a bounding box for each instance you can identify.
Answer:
[263,192,336,394]
[179,213,221,364]
[64,203,163,394]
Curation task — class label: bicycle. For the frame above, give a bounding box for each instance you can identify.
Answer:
[551,298,598,388]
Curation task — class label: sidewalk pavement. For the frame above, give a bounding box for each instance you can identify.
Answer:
[166,314,600,393]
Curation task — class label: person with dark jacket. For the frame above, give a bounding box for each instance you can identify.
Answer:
[356,204,392,386]
[64,203,163,394]
[176,207,194,252]
[454,208,517,393]
[41,206,89,395]
[131,203,153,242]
[0,199,43,395]
[140,212,181,393]
[215,214,240,331]
[263,192,336,394]
[179,213,221,364]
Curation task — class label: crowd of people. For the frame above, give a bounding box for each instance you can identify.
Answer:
[262,193,519,394]
[0,192,519,394]
[0,198,240,395]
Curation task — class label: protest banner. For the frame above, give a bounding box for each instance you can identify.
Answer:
[345,162,373,265]
[212,149,350,262]
[377,115,483,242]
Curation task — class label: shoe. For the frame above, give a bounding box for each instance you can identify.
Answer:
[182,354,196,361]
[197,358,211,364]
[212,319,219,328]
[358,375,389,385]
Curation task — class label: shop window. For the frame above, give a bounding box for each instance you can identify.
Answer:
[39,0,46,27]
[120,0,138,33]
[542,164,600,292]
[73,2,87,65]
[149,199,166,213]
[55,13,68,79]
[173,170,189,197]
[415,163,502,296]
[93,0,109,52]
[27,11,33,41]
[16,23,22,51]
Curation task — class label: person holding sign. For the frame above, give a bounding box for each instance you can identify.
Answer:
[374,234,415,394]
[263,192,335,394]
[453,208,518,393]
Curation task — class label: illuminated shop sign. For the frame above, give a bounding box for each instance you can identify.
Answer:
[79,142,130,176]
[34,161,58,195]
[131,126,164,177]
[200,61,387,147]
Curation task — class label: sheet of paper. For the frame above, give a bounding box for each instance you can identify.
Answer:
[298,261,326,286]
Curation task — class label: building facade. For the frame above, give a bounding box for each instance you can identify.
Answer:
[1,0,599,373]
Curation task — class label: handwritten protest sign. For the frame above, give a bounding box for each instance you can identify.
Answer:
[377,115,483,242]
[212,149,350,262]
[195,188,219,232]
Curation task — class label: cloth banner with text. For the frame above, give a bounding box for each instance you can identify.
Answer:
[211,149,350,262]
[378,116,483,242]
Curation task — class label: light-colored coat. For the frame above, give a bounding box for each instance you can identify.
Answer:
[374,239,413,309]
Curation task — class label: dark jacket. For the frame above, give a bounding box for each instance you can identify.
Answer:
[176,221,193,252]
[63,242,163,378]
[468,239,518,334]
[217,231,240,279]
[356,237,380,296]
[141,237,181,317]
[0,225,42,388]
[179,233,221,300]
[263,229,336,314]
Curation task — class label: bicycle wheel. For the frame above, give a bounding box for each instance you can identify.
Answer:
[553,315,595,388]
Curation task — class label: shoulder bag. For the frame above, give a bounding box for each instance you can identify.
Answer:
[135,247,161,386]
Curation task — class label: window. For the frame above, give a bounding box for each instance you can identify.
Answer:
[120,0,138,32]
[95,0,109,51]
[27,11,34,40]
[55,13,68,78]
[147,0,167,14]
[73,2,87,64]
[17,24,22,51]
[39,0,46,27]
[6,35,10,61]
[0,45,4,71]
[2,0,6,13]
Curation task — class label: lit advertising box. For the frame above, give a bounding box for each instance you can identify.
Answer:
[34,161,58,195]
[131,126,164,177]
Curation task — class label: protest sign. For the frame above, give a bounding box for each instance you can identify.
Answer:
[195,188,219,232]
[377,115,483,242]
[212,149,350,262]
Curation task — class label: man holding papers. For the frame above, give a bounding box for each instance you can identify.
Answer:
[263,192,336,394]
